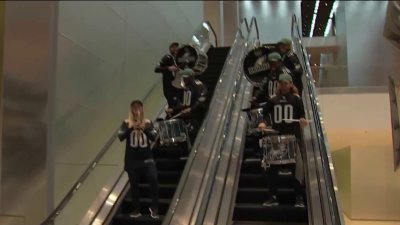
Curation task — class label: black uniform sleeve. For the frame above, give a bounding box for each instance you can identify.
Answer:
[288,53,303,76]
[191,81,208,111]
[253,83,268,102]
[154,54,173,73]
[117,121,133,142]
[143,122,158,141]
[295,95,306,118]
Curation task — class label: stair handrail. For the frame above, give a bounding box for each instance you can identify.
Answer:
[291,14,345,225]
[192,16,259,225]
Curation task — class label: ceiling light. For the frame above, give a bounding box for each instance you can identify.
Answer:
[324,1,339,36]
[309,0,320,37]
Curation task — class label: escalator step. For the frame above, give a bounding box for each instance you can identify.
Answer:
[113,214,163,225]
[120,198,171,215]
[233,204,307,222]
[238,173,296,188]
[154,158,186,171]
[235,187,297,204]
[137,183,177,199]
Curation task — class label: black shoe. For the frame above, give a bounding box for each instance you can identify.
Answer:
[294,196,305,208]
[149,207,159,219]
[262,195,279,207]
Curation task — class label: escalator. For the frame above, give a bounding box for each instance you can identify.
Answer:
[193,16,344,225]
[232,137,308,224]
[111,47,231,225]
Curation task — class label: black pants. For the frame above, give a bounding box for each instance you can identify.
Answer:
[265,164,303,198]
[126,160,159,211]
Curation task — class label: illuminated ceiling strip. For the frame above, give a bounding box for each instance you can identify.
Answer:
[324,1,339,36]
[309,0,320,37]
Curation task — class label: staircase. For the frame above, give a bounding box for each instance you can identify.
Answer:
[232,135,308,225]
[111,47,230,225]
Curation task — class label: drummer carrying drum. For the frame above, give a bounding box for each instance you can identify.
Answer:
[166,68,207,144]
[258,73,308,208]
[252,52,292,106]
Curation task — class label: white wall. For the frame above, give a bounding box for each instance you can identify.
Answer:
[239,1,301,44]
[340,1,400,86]
[52,0,203,210]
[318,90,400,220]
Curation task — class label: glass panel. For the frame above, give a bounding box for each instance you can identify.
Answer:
[52,139,123,225]
[0,215,26,225]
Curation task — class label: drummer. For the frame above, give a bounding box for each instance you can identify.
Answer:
[258,73,308,208]
[277,38,304,96]
[166,68,207,144]
[251,52,292,106]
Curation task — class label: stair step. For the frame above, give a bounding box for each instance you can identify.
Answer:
[155,158,186,171]
[233,203,307,222]
[121,198,171,215]
[113,213,163,225]
[235,187,297,204]
[137,183,177,199]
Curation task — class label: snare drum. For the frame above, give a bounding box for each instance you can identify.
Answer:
[262,135,297,165]
[156,119,188,146]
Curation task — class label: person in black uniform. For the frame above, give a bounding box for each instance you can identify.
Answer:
[277,38,304,96]
[252,52,292,106]
[154,42,181,108]
[166,68,207,144]
[118,100,159,219]
[258,73,308,208]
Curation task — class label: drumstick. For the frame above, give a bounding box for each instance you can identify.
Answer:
[171,112,183,119]
[283,118,313,123]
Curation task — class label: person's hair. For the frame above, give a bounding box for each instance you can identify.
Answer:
[130,100,144,122]
[276,82,299,96]
[169,42,179,49]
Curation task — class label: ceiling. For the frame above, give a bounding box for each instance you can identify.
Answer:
[301,0,335,37]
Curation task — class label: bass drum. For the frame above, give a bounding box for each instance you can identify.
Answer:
[176,45,208,75]
[242,46,277,87]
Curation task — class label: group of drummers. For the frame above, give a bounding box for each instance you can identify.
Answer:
[244,38,308,208]
[116,38,308,219]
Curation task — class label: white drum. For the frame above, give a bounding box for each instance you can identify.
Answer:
[155,119,188,146]
[262,134,297,166]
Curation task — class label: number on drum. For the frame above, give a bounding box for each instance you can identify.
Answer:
[273,105,293,123]
[130,131,148,148]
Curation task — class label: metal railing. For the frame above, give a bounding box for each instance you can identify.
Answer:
[291,14,345,225]
[162,17,251,225]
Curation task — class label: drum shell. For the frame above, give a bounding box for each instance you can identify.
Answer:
[242,46,277,87]
[156,119,188,146]
[262,135,297,165]
[176,45,208,75]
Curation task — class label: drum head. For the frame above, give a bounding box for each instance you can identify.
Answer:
[176,45,198,69]
[243,46,277,87]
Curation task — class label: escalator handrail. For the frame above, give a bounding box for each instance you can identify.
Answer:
[203,21,218,47]
[40,20,217,225]
[162,18,251,225]
[291,14,345,225]
[188,16,259,225]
